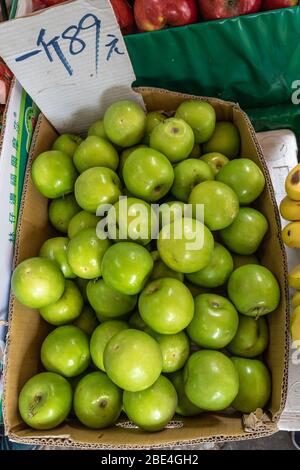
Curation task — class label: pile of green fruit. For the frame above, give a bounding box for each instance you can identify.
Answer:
[12,99,280,433]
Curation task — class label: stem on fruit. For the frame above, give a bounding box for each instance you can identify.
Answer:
[28,393,43,418]
[98,399,108,409]
[250,307,266,320]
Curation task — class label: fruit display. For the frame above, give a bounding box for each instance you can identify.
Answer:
[280,163,300,347]
[31,0,300,35]
[11,97,280,434]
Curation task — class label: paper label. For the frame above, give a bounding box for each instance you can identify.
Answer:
[0,0,144,134]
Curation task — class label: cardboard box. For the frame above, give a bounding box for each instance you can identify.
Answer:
[3,88,290,448]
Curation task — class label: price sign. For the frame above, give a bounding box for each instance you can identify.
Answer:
[0,0,144,134]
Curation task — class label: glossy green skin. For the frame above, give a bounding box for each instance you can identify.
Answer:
[159,201,185,228]
[202,121,240,159]
[68,210,100,239]
[39,237,75,279]
[90,321,129,371]
[200,152,229,175]
[169,370,202,417]
[104,329,162,392]
[227,315,269,358]
[157,218,214,274]
[75,277,89,302]
[11,257,65,309]
[49,194,81,233]
[150,117,194,163]
[123,376,177,432]
[32,150,77,199]
[87,120,107,139]
[189,180,239,231]
[18,372,72,430]
[186,294,238,349]
[231,357,271,413]
[184,350,239,411]
[186,242,233,288]
[73,305,98,336]
[143,111,165,144]
[175,100,216,144]
[139,278,194,335]
[67,228,111,279]
[151,254,184,282]
[220,207,268,255]
[149,330,190,373]
[73,136,119,173]
[128,311,148,330]
[217,158,265,205]
[103,100,146,147]
[227,265,280,317]
[232,254,259,270]
[101,242,153,295]
[171,159,214,202]
[74,371,122,429]
[87,278,137,319]
[41,325,90,377]
[119,145,147,177]
[39,280,83,326]
[74,167,122,214]
[107,197,158,245]
[123,147,174,202]
[52,134,82,158]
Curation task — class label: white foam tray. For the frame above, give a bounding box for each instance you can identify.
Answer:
[257,129,300,431]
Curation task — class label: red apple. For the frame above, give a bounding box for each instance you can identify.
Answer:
[262,0,298,10]
[33,0,135,35]
[110,0,135,35]
[0,62,13,105]
[198,0,262,20]
[34,0,67,6]
[134,0,198,32]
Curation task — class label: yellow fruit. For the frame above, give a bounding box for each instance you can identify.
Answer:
[282,222,300,248]
[292,291,300,308]
[288,265,300,289]
[280,196,300,221]
[286,164,300,201]
[291,306,300,343]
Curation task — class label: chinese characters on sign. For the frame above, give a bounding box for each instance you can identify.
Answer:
[8,112,19,244]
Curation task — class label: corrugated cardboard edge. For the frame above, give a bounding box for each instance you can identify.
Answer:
[3,87,289,448]
[6,428,277,450]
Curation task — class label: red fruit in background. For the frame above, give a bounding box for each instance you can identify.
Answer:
[134,0,198,32]
[32,0,67,10]
[40,0,67,5]
[110,0,135,35]
[262,0,298,9]
[32,0,135,35]
[198,0,261,20]
[0,62,13,105]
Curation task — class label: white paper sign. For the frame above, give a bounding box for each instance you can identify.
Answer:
[0,0,144,134]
